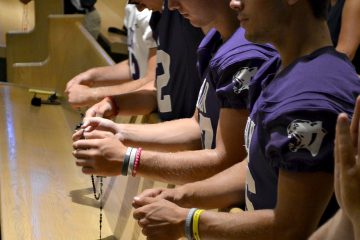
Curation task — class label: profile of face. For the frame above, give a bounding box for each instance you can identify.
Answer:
[229,0,287,43]
[128,0,163,12]
[168,0,216,28]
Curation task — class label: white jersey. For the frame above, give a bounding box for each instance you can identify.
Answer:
[124,5,156,80]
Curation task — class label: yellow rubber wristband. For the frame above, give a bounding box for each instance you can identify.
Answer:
[192,209,204,240]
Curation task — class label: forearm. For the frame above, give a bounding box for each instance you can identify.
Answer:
[309,210,354,240]
[336,0,360,60]
[175,160,247,209]
[113,89,158,116]
[199,209,274,240]
[138,148,236,185]
[86,77,154,102]
[89,60,132,85]
[119,117,202,152]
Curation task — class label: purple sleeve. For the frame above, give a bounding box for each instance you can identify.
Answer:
[214,60,264,109]
[265,110,337,172]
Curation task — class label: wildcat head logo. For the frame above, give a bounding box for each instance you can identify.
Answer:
[287,119,327,157]
[232,67,258,94]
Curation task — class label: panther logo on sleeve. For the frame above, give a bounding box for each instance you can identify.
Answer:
[232,67,258,94]
[287,119,327,157]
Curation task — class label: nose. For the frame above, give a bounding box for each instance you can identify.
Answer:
[168,0,180,11]
[229,0,244,11]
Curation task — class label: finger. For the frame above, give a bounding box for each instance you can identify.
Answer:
[350,96,360,148]
[65,81,74,92]
[337,113,356,171]
[75,158,95,167]
[84,130,114,139]
[85,106,97,118]
[73,139,100,150]
[97,102,114,119]
[133,196,158,208]
[82,166,96,175]
[72,129,85,141]
[138,218,151,228]
[133,190,162,209]
[83,117,118,134]
[136,188,163,200]
[72,148,98,160]
[133,207,146,221]
[142,226,171,240]
[334,117,341,200]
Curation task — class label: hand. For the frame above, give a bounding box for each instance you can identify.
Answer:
[65,84,102,108]
[133,197,188,240]
[349,96,360,148]
[335,112,360,224]
[72,135,126,176]
[65,70,94,92]
[133,188,182,209]
[72,117,122,141]
[85,97,118,118]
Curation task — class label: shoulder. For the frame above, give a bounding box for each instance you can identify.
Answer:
[261,47,360,116]
[210,28,277,76]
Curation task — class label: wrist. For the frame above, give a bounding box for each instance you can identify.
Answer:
[116,123,129,142]
[105,96,119,115]
[175,185,195,208]
[85,69,97,85]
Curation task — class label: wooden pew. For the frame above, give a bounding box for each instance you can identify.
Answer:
[11,14,114,93]
[95,0,128,55]
[0,0,35,57]
[5,0,63,81]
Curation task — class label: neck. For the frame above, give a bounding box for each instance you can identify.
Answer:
[272,17,332,70]
[214,10,239,41]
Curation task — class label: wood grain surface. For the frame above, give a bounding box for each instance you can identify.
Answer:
[0,83,113,239]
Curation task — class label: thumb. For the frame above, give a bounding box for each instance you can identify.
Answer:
[133,196,158,208]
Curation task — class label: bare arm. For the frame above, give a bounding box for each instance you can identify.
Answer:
[336,0,360,60]
[196,170,334,240]
[162,160,247,210]
[136,108,248,184]
[73,108,248,184]
[118,114,202,152]
[66,48,157,107]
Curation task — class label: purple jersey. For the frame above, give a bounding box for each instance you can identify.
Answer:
[196,28,277,149]
[150,1,204,121]
[245,47,360,219]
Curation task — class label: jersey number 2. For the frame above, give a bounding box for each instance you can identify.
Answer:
[156,50,172,113]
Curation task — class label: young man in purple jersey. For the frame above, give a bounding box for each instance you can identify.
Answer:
[130,0,360,239]
[71,0,277,187]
